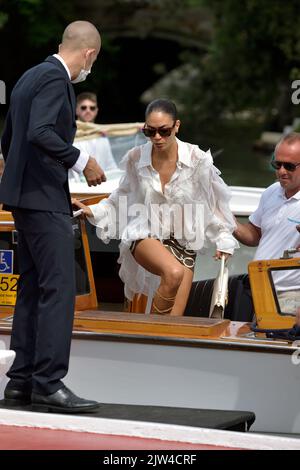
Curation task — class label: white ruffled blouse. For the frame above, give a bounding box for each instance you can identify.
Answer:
[88,138,239,300]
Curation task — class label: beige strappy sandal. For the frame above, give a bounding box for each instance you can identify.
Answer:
[152,289,176,315]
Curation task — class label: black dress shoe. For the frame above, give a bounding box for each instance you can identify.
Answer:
[31,385,100,414]
[4,387,32,406]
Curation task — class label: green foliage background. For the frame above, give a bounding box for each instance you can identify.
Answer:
[1,0,300,133]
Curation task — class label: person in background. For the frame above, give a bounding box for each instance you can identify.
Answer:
[76,91,99,124]
[234,133,300,315]
[0,20,105,413]
[69,92,117,182]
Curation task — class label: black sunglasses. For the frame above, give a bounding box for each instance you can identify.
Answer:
[271,156,300,172]
[142,123,175,138]
[80,105,97,111]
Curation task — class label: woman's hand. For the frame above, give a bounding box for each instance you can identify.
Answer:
[71,198,93,217]
[214,250,231,261]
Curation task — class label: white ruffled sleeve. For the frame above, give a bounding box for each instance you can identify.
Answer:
[86,149,135,242]
[195,148,239,255]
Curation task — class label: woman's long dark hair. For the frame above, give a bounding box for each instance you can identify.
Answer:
[145,99,178,121]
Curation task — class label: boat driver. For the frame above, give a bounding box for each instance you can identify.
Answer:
[234,132,300,315]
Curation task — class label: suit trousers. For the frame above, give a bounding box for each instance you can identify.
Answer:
[7,209,76,395]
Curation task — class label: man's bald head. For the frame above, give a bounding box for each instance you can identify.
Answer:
[58,21,101,82]
[60,21,101,53]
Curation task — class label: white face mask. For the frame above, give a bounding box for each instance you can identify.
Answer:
[71,68,91,84]
[71,53,93,84]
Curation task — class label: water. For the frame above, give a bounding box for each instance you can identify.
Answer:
[183,119,277,188]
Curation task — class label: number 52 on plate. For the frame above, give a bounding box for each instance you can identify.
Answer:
[0,274,19,306]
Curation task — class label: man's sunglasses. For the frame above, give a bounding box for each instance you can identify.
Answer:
[142,123,175,138]
[270,155,300,172]
[80,105,97,111]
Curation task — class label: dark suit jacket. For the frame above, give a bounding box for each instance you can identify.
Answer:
[0,56,80,214]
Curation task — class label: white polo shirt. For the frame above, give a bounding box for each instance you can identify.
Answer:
[249,182,300,291]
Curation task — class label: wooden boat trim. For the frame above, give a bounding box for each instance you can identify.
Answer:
[249,257,300,329]
[0,211,98,312]
[0,313,298,355]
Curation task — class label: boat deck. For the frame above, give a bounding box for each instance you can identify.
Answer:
[0,310,296,355]
[0,401,255,432]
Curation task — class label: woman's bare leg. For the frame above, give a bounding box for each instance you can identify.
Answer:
[170,266,194,316]
[133,239,184,314]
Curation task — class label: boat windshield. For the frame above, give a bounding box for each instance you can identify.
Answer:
[69,122,147,185]
[269,267,300,316]
[109,132,147,166]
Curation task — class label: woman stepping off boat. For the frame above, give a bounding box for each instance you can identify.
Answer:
[73,99,238,316]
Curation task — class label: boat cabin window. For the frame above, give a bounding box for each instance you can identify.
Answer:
[269,267,300,316]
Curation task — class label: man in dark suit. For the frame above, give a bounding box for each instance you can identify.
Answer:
[0,21,104,413]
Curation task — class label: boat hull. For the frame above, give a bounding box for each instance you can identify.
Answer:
[1,331,299,434]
